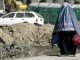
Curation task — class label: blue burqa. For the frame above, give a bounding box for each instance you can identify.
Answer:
[51,3,80,47]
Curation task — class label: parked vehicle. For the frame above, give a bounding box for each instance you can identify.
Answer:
[0,12,44,26]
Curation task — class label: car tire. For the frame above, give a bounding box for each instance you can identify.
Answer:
[23,22,28,23]
[34,23,42,26]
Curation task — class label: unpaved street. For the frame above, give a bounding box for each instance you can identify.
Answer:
[6,54,80,60]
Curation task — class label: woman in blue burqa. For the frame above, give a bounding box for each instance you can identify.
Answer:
[51,2,80,56]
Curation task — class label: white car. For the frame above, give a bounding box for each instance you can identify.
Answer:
[0,12,44,26]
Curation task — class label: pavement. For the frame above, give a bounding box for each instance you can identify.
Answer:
[6,54,80,60]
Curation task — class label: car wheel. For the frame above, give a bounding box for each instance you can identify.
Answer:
[34,23,42,26]
[23,22,28,23]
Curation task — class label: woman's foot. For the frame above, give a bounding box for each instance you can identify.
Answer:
[73,54,76,57]
[58,53,68,57]
[67,52,76,57]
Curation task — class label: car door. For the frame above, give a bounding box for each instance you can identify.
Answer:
[0,13,15,25]
[14,12,25,24]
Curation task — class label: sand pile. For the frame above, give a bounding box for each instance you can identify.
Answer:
[0,22,80,59]
[0,23,54,46]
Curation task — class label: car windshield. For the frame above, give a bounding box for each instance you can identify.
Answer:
[35,12,43,18]
[2,13,15,18]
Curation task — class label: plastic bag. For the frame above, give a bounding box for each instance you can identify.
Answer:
[73,34,80,46]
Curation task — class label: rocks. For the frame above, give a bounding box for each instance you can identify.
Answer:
[0,29,14,44]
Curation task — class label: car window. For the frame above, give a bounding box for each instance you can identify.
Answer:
[25,13,35,18]
[2,13,15,18]
[35,12,43,18]
[16,13,24,18]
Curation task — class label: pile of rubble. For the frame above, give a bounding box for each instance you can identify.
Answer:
[0,22,80,59]
[0,23,54,59]
[0,23,54,46]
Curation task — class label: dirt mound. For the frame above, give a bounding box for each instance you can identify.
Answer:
[0,23,54,46]
[0,23,54,59]
[0,22,80,59]
[0,22,80,46]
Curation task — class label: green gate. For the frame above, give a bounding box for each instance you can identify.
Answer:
[29,5,80,25]
[49,7,59,24]
[74,8,80,20]
[39,7,49,24]
[29,6,39,13]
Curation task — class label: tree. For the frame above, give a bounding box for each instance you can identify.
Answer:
[27,0,31,5]
[21,0,31,5]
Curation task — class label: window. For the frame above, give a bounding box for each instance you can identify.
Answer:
[25,13,34,17]
[3,13,15,18]
[16,13,24,18]
[35,12,43,18]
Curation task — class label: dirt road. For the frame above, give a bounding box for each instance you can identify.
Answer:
[6,54,80,60]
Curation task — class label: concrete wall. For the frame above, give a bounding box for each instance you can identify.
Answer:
[20,0,80,4]
[31,0,39,3]
[53,0,64,3]
[0,0,4,10]
[46,0,53,3]
[15,0,80,4]
[31,0,80,4]
[66,0,74,4]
